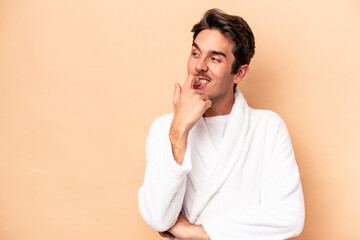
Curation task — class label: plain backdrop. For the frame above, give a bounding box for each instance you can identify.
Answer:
[0,0,359,239]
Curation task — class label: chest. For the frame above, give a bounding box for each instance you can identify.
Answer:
[183,124,269,223]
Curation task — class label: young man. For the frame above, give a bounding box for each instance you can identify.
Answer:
[138,9,305,240]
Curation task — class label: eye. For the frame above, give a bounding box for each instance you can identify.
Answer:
[192,52,200,57]
[211,57,221,63]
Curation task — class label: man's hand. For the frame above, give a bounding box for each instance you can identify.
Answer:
[158,213,209,240]
[172,75,212,133]
[169,75,212,165]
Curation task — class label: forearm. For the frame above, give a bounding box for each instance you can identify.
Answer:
[201,201,304,239]
[138,116,192,231]
[169,123,189,165]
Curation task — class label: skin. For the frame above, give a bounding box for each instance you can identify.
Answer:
[162,29,250,239]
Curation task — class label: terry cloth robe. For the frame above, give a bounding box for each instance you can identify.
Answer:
[138,89,305,240]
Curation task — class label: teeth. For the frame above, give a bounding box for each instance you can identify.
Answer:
[199,79,208,85]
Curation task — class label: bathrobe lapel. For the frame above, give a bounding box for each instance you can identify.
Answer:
[188,89,252,223]
[190,117,216,170]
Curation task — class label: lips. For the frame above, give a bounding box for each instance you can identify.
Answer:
[193,77,211,89]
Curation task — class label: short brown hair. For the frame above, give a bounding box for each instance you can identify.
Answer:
[191,9,255,75]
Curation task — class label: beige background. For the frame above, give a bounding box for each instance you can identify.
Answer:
[0,0,359,239]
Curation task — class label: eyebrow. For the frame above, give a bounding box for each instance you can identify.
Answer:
[192,42,227,58]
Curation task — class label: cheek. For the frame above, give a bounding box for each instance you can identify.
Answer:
[209,67,222,79]
[187,58,195,73]
[213,64,232,78]
[212,68,234,86]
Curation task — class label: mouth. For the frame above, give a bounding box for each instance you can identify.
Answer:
[193,77,211,89]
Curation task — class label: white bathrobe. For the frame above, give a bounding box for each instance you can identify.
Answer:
[138,89,305,240]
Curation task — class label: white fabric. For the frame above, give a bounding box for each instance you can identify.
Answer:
[138,89,305,240]
[204,114,229,150]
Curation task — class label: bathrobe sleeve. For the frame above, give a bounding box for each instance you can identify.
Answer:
[138,114,192,232]
[202,113,305,240]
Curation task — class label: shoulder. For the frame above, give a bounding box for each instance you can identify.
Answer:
[150,113,173,129]
[147,113,174,137]
[250,108,289,134]
[250,109,294,158]
[251,108,286,124]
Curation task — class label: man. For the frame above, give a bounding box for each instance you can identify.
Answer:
[138,9,305,240]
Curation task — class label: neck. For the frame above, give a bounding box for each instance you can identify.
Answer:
[203,93,235,117]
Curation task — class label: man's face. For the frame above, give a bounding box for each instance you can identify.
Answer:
[187,29,238,102]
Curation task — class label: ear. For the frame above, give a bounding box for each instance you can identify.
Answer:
[233,64,249,84]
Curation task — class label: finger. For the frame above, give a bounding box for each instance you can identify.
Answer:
[183,74,195,90]
[173,82,181,105]
[158,232,167,237]
[158,231,174,238]
[204,100,212,110]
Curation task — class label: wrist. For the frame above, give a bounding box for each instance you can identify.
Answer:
[170,118,190,134]
[169,123,189,144]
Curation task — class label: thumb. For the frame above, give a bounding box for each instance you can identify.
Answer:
[173,82,181,105]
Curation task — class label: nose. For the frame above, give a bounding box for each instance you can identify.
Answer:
[195,58,208,72]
